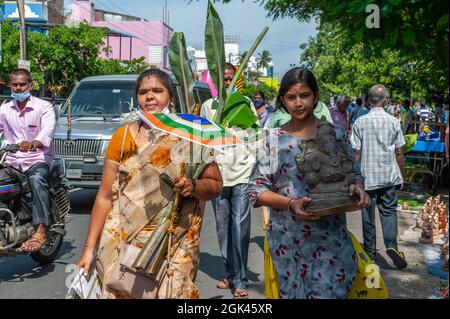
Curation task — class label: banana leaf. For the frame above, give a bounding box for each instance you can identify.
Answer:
[169,32,196,113]
[220,91,258,129]
[214,25,269,123]
[205,0,226,105]
[225,26,269,101]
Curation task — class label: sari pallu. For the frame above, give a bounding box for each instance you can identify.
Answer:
[96,128,206,299]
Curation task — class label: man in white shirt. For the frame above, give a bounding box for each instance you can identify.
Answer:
[200,63,258,298]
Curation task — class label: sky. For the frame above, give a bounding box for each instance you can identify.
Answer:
[65,0,319,79]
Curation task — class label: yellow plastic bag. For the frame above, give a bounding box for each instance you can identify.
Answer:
[264,231,280,299]
[261,207,280,299]
[347,231,389,299]
[263,227,388,299]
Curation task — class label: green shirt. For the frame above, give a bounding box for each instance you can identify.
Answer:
[267,101,332,128]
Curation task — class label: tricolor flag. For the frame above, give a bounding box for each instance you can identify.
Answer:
[138,111,241,148]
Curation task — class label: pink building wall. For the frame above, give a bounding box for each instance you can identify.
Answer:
[70,0,93,22]
[70,0,173,72]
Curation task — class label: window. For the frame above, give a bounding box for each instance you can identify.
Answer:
[61,81,135,117]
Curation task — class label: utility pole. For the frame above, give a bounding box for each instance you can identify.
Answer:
[17,0,26,60]
[0,0,4,64]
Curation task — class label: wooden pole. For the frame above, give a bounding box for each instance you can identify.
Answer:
[17,0,26,60]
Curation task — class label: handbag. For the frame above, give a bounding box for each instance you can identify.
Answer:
[105,242,167,299]
[103,124,168,299]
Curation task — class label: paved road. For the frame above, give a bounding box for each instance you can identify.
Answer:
[0,189,446,299]
[0,189,266,299]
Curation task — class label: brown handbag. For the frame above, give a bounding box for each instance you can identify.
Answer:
[103,124,168,299]
[105,243,167,299]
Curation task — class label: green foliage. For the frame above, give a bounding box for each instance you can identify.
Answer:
[257,50,272,71]
[169,32,196,112]
[202,0,267,129]
[220,91,258,128]
[213,0,449,99]
[300,22,441,102]
[0,21,150,96]
[96,57,150,76]
[241,81,278,103]
[205,0,226,104]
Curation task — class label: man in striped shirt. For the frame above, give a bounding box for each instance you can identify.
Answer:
[417,103,431,120]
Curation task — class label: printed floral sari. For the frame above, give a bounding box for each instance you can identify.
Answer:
[96,127,205,299]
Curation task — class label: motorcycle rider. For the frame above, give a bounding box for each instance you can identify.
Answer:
[0,69,56,252]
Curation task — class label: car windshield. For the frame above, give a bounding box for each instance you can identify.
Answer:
[61,81,135,117]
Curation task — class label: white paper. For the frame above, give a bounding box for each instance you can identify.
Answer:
[67,268,102,299]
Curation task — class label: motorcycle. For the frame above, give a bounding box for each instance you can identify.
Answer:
[0,144,71,264]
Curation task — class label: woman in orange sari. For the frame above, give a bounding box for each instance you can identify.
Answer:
[76,69,223,298]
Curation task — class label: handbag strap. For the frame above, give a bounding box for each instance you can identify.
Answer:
[117,124,129,245]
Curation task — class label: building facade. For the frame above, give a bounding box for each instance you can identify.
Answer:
[67,0,172,72]
[2,0,64,32]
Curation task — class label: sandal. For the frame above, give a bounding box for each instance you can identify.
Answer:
[386,248,408,269]
[20,232,47,253]
[233,288,249,299]
[217,278,233,289]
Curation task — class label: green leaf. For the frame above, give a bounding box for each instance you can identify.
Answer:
[388,0,402,5]
[225,26,269,101]
[354,30,364,42]
[402,30,416,45]
[387,29,399,46]
[205,0,226,103]
[220,92,258,129]
[169,32,196,113]
[437,14,449,30]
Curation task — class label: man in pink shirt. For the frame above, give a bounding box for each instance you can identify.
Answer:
[0,69,56,252]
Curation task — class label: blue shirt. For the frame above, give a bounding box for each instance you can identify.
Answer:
[349,105,369,125]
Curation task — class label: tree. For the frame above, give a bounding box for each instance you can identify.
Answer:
[97,57,151,76]
[0,21,151,96]
[213,0,449,95]
[241,81,278,103]
[256,49,272,73]
[300,22,441,103]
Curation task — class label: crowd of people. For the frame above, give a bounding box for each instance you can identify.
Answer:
[1,65,447,299]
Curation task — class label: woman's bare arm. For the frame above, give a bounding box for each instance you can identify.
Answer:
[82,159,119,250]
[256,190,292,210]
[192,163,223,201]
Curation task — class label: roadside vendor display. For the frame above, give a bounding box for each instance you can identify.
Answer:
[414,195,448,244]
[403,124,447,193]
[442,231,449,272]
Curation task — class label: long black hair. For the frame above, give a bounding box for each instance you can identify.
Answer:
[135,68,175,100]
[276,67,319,111]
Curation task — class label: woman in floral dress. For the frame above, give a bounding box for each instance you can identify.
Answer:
[76,69,223,298]
[248,67,371,299]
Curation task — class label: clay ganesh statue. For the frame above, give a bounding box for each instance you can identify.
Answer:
[295,119,358,216]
